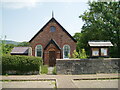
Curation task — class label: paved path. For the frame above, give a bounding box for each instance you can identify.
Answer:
[73,80,118,88]
[1,73,120,88]
[2,81,55,88]
[48,67,54,75]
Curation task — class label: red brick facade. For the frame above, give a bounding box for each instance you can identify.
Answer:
[29,17,76,66]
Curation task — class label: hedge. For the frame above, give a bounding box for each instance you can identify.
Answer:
[2,55,42,75]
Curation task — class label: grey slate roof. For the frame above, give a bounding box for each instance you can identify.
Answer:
[88,41,113,47]
[11,47,29,54]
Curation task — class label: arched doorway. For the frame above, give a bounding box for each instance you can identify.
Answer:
[49,48,56,67]
[44,39,61,66]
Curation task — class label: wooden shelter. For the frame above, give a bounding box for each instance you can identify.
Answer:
[88,41,113,57]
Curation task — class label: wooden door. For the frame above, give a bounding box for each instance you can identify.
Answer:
[49,51,56,67]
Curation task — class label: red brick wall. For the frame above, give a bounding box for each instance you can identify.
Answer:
[30,18,76,65]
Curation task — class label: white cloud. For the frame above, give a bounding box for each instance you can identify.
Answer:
[1,0,117,9]
[1,0,83,9]
[1,0,40,9]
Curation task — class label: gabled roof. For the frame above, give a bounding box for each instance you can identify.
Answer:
[11,47,29,54]
[29,17,77,42]
[44,39,61,50]
[88,41,113,47]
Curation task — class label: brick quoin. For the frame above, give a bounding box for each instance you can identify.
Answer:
[29,17,76,66]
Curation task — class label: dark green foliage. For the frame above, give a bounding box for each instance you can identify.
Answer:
[73,33,82,53]
[40,65,48,74]
[79,1,120,57]
[17,42,29,47]
[2,55,42,74]
[1,39,16,55]
[2,44,15,55]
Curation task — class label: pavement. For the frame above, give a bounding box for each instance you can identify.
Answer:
[2,81,56,88]
[48,67,54,75]
[1,73,120,88]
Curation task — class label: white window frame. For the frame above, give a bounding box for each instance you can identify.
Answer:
[63,45,70,59]
[35,45,43,57]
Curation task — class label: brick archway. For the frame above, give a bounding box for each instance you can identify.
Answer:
[44,40,61,66]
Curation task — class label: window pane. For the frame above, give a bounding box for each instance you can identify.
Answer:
[37,51,42,57]
[64,51,68,58]
[63,45,70,58]
[36,45,42,57]
[50,26,56,32]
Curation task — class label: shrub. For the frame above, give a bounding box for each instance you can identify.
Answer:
[80,49,87,59]
[72,49,87,59]
[2,55,42,75]
[52,66,56,75]
[40,65,48,74]
[72,50,80,59]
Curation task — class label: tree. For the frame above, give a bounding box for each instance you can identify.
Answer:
[73,33,82,52]
[79,1,120,57]
[1,40,15,55]
[17,42,29,47]
[3,44,15,55]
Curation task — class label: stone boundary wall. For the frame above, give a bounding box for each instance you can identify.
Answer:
[56,58,120,75]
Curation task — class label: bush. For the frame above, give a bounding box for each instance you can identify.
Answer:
[52,66,56,75]
[2,55,42,75]
[72,49,87,59]
[80,49,87,59]
[40,65,48,74]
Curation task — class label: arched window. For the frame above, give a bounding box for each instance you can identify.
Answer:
[63,45,70,59]
[35,45,42,57]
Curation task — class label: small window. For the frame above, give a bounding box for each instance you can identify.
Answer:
[50,26,56,32]
[35,45,42,57]
[63,45,70,59]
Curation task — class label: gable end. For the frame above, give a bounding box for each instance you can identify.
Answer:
[29,17,77,43]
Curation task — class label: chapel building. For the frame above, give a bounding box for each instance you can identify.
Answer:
[29,16,76,66]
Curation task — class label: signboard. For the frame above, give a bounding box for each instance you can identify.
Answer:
[101,48,108,56]
[92,48,99,56]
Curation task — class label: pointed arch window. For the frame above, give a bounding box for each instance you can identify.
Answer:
[35,45,42,57]
[63,45,70,59]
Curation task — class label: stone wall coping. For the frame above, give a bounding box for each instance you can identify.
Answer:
[56,58,120,61]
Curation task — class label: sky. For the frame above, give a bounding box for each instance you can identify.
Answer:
[0,0,90,42]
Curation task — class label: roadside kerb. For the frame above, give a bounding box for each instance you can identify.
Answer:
[1,74,120,88]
